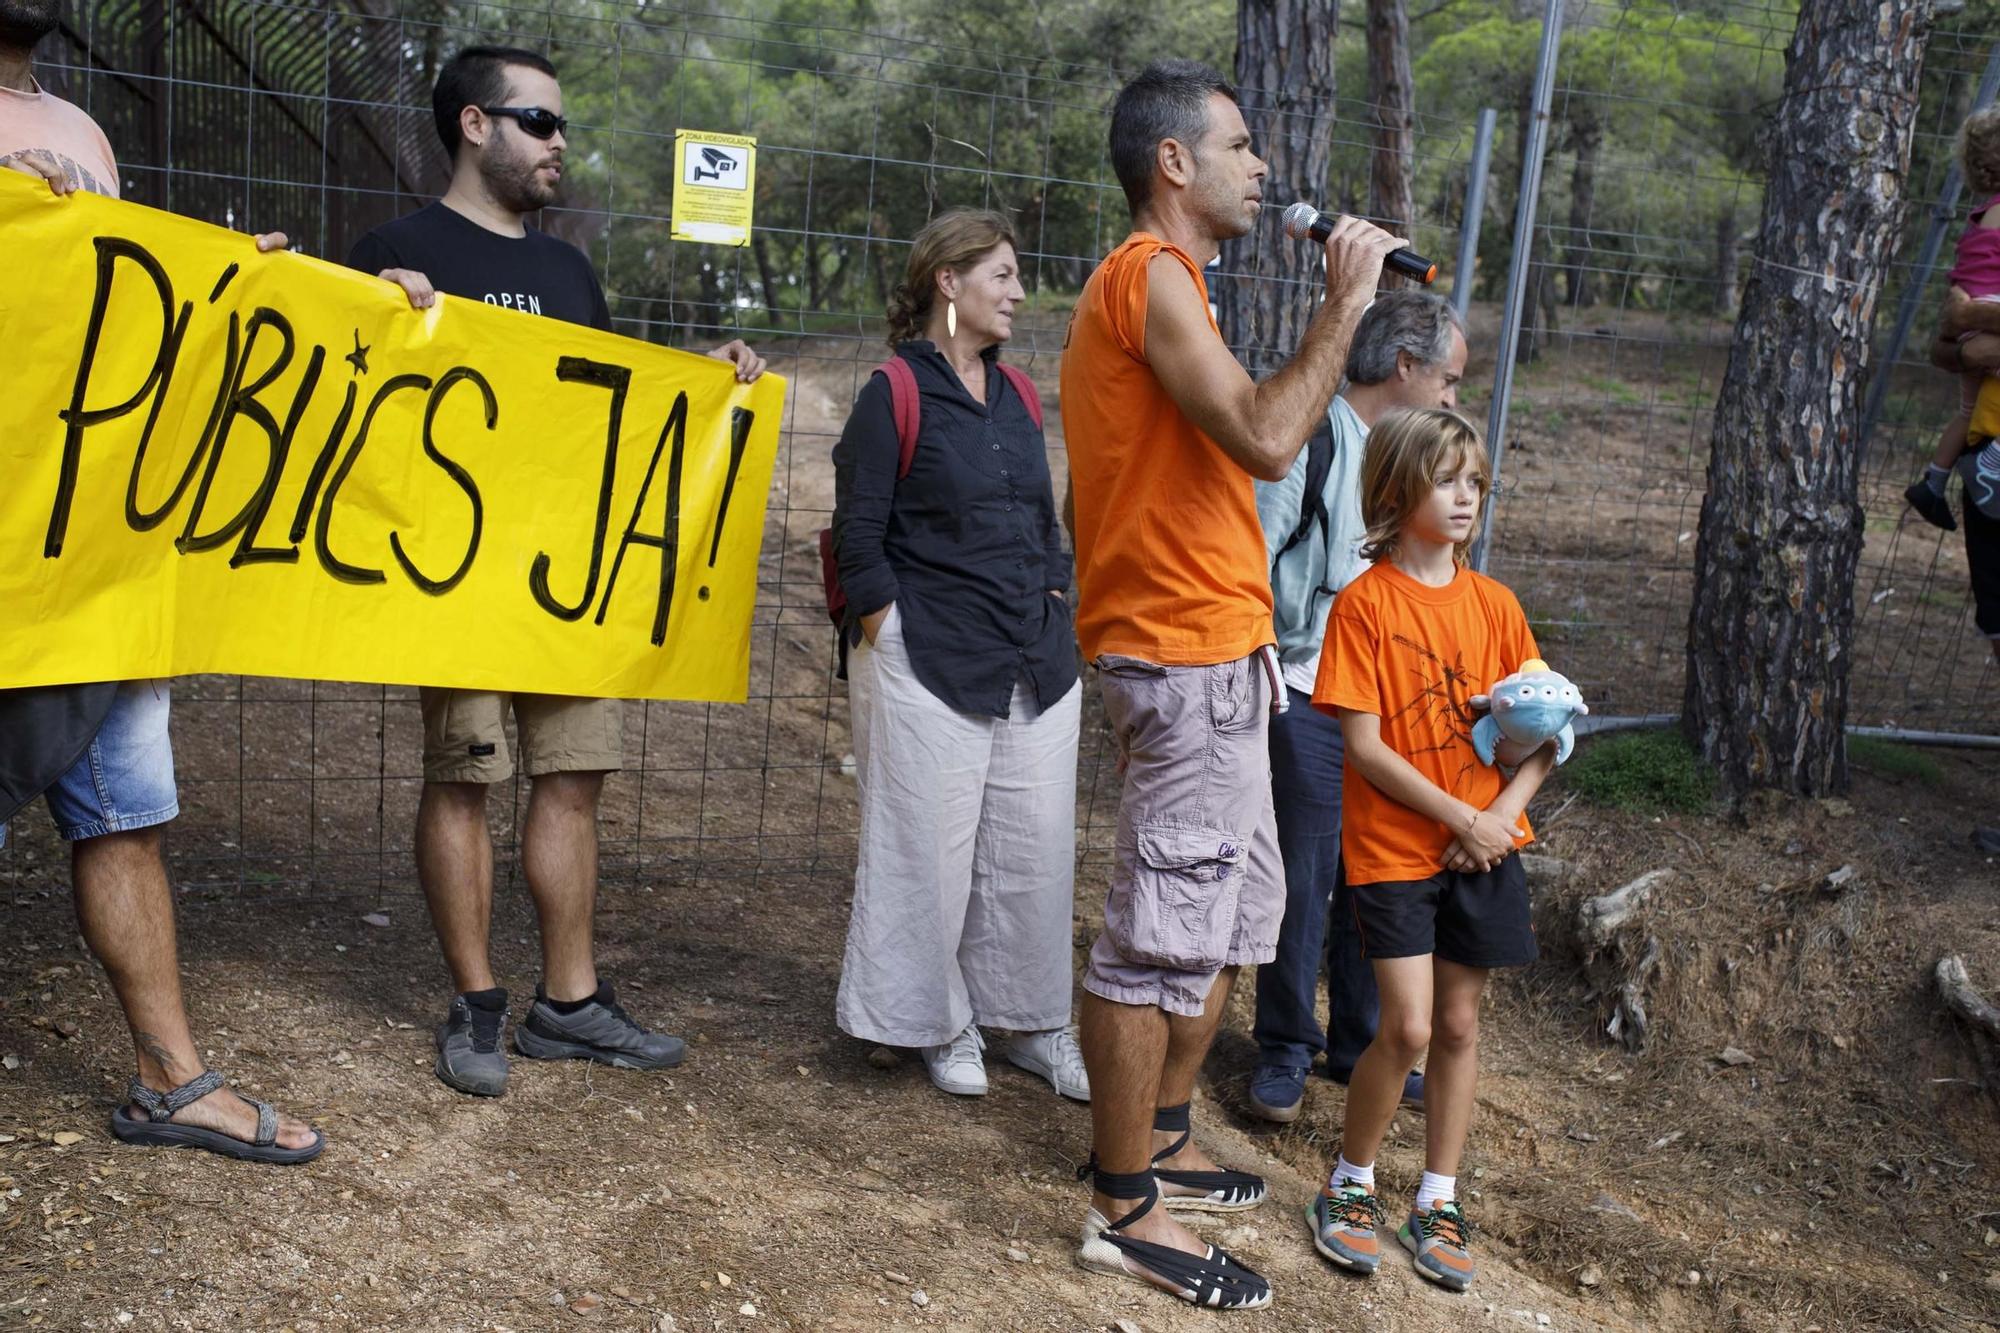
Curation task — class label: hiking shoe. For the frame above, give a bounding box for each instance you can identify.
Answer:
[1247,1064,1308,1123]
[435,991,510,1097]
[1308,1183,1386,1274]
[1400,1198,1477,1291]
[514,982,685,1070]
[1001,1026,1089,1101]
[1906,480,1958,531]
[922,1024,987,1096]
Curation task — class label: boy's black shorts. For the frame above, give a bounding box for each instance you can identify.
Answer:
[1348,851,1538,969]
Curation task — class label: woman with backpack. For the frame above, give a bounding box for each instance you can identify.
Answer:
[827,209,1087,1102]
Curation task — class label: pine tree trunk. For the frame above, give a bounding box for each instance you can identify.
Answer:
[1682,0,1934,798]
[1713,208,1739,314]
[752,232,783,326]
[1565,116,1599,308]
[1366,0,1415,239]
[1216,0,1341,381]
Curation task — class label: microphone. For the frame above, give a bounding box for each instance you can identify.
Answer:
[1281,202,1438,285]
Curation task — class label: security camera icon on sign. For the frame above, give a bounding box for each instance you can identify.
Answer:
[689,146,743,185]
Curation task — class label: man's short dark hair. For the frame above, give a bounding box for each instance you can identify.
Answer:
[433,46,558,159]
[1109,59,1238,215]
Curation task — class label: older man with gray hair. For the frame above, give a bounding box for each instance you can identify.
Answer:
[1245,290,1468,1124]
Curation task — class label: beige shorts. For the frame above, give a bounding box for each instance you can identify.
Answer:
[419,689,624,784]
[1083,652,1285,1019]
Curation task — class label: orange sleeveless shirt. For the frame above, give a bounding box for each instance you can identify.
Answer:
[1059,234,1275,665]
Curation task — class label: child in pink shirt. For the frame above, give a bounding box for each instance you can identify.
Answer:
[1908,108,2000,532]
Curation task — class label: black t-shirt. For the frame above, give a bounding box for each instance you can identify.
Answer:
[345,202,611,331]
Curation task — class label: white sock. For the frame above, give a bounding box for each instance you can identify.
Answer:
[1329,1155,1375,1192]
[1417,1170,1457,1210]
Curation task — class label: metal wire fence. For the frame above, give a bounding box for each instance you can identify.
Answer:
[6,0,1996,907]
[1480,0,2000,738]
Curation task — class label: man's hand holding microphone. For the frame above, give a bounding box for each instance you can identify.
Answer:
[1284,201,1438,286]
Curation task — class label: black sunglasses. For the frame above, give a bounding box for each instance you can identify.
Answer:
[480,106,568,140]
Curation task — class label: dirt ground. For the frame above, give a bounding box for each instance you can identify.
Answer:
[5,315,2000,1331]
[4,725,2000,1332]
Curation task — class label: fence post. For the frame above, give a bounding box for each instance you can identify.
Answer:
[1471,0,1562,572]
[1857,40,2000,460]
[1452,107,1498,321]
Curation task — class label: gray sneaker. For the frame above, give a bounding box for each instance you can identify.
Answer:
[514,983,686,1070]
[435,992,510,1097]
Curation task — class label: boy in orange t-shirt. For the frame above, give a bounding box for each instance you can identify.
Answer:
[1306,409,1559,1295]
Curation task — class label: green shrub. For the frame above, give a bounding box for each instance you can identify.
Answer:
[1845,736,1941,786]
[1562,728,1715,814]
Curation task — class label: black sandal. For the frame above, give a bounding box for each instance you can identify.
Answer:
[1075,1158,1271,1310]
[1151,1102,1267,1211]
[108,1071,326,1165]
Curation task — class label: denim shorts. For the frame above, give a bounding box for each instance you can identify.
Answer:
[0,680,179,847]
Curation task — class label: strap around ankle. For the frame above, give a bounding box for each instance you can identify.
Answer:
[1076,1153,1160,1231]
[127,1069,223,1123]
[1150,1101,1193,1162]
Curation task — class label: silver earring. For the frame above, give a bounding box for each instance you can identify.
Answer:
[946,300,957,339]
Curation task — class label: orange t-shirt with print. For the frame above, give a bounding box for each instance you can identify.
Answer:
[1313,561,1539,884]
[1060,233,1274,665]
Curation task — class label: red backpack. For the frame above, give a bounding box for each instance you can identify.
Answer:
[818,355,1044,628]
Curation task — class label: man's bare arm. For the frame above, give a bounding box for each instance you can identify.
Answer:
[1142,218,1405,482]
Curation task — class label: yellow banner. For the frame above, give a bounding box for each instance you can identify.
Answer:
[0,173,783,701]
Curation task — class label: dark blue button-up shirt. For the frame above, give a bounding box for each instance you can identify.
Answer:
[831,341,1077,718]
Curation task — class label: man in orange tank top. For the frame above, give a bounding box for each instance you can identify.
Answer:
[1061,59,1405,1311]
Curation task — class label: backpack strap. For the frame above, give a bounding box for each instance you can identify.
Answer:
[995,361,1044,430]
[1273,418,1337,586]
[873,356,922,479]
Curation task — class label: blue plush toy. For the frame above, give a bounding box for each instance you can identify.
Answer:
[1471,659,1588,766]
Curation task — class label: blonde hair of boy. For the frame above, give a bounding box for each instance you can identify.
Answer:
[1357,407,1492,566]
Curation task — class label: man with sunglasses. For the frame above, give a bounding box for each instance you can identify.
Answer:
[346,44,767,1098]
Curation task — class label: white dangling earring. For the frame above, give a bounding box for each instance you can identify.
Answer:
[946,299,958,339]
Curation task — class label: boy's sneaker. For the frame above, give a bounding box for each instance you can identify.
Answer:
[1906,479,1958,531]
[435,991,510,1096]
[1247,1064,1308,1123]
[1399,1199,1476,1291]
[1307,1183,1385,1274]
[514,982,686,1070]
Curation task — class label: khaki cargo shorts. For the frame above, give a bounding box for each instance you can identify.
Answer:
[419,688,625,784]
[1082,652,1285,1018]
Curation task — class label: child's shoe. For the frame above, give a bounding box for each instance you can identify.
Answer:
[1399,1198,1476,1291]
[1906,477,1958,531]
[1306,1183,1385,1274]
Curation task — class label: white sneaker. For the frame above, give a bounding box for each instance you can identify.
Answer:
[1003,1025,1090,1101]
[922,1025,987,1096]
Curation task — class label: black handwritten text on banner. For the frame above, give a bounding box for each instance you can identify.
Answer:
[0,173,784,701]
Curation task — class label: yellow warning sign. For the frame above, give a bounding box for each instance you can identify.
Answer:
[671,130,756,247]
